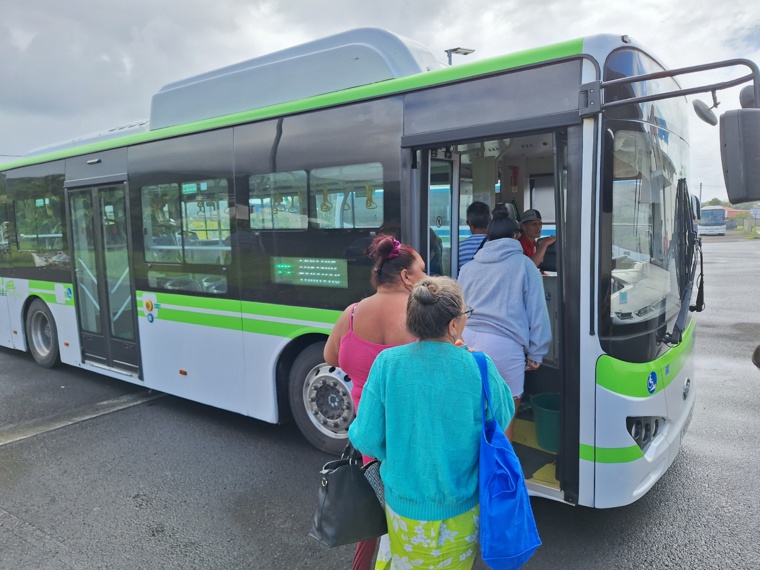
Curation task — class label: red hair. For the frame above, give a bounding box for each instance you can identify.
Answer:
[366,234,417,288]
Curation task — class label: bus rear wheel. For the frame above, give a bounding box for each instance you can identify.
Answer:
[25,299,60,368]
[288,342,354,455]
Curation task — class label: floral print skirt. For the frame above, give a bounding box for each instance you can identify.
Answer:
[374,504,479,570]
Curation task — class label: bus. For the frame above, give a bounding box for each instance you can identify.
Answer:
[1,28,759,508]
[698,205,727,236]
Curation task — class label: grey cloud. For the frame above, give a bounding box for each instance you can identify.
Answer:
[1,0,759,198]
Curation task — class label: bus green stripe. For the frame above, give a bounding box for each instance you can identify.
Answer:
[139,292,340,325]
[242,320,333,338]
[242,301,339,323]
[579,443,644,463]
[28,280,75,306]
[156,308,242,330]
[147,306,332,338]
[138,291,340,337]
[2,39,584,171]
[143,292,241,313]
[596,319,696,398]
[29,280,57,291]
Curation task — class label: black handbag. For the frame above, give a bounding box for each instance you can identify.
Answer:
[308,447,387,547]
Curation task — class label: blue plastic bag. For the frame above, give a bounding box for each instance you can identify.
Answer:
[474,351,541,570]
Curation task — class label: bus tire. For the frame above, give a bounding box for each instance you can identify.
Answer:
[25,298,60,368]
[288,342,354,456]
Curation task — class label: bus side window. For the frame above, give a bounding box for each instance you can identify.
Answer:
[249,171,308,230]
[179,179,231,265]
[15,193,66,253]
[141,184,181,263]
[312,162,384,229]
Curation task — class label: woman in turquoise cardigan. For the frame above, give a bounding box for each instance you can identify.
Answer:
[349,276,514,569]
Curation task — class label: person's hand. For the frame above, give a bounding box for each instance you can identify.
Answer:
[525,359,541,371]
[540,235,557,248]
[454,338,475,352]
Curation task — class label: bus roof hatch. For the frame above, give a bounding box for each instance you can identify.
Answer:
[149,27,445,130]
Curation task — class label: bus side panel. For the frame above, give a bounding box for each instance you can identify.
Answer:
[137,291,249,416]
[0,278,81,362]
[0,278,13,348]
[594,358,695,508]
[663,330,696,467]
[240,302,338,423]
[7,279,34,350]
[45,290,81,367]
[593,385,670,508]
[594,322,696,508]
[241,331,290,423]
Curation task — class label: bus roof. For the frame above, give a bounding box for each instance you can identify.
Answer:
[150,27,445,130]
[5,31,639,172]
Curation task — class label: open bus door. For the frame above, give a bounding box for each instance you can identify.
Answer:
[417,136,573,504]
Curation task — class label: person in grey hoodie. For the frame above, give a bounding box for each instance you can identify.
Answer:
[457,210,551,441]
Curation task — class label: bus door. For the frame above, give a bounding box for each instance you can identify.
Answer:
[68,185,140,375]
[424,151,461,277]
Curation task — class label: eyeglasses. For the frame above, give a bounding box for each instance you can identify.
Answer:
[460,306,474,318]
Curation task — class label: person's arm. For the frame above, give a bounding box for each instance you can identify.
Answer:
[531,235,556,267]
[348,357,387,460]
[323,305,352,366]
[525,265,552,364]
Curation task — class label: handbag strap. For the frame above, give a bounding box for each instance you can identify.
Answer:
[472,351,492,425]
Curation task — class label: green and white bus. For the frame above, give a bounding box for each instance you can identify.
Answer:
[2,28,759,508]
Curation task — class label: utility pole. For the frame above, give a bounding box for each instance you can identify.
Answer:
[699,182,702,205]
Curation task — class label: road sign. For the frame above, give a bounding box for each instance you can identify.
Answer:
[751,208,760,218]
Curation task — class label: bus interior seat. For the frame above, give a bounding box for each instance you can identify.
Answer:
[164,277,202,292]
[539,241,557,273]
[201,275,227,293]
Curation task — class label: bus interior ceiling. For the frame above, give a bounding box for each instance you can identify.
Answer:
[454,132,555,218]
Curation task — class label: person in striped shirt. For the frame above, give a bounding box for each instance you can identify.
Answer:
[458,201,490,274]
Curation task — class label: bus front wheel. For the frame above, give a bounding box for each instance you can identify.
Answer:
[25,299,60,368]
[288,342,354,455]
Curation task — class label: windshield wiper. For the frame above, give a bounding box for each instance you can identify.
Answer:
[659,180,705,345]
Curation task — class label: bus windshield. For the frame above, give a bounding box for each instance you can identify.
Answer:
[699,208,726,225]
[602,48,692,361]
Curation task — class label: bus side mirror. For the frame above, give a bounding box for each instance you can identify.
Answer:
[690,194,701,220]
[720,108,760,204]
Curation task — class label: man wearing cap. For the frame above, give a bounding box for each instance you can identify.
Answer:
[519,208,556,268]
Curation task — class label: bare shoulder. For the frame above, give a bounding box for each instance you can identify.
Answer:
[353,294,412,344]
[337,302,357,324]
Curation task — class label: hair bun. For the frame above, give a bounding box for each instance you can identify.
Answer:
[412,279,440,305]
[368,234,401,260]
[492,209,511,220]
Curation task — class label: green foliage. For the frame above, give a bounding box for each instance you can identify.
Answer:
[728,202,760,210]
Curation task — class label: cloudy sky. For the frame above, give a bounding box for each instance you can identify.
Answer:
[1,0,758,202]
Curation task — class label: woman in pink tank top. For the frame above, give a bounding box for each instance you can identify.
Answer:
[324,234,426,570]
